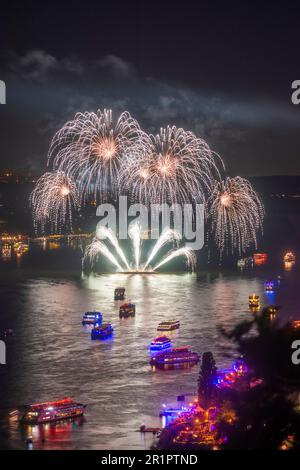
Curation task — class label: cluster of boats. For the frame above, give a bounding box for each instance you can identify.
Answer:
[81,288,137,340]
[149,320,200,368]
[248,277,282,317]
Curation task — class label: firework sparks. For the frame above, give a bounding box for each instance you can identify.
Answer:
[30,171,79,233]
[152,247,197,272]
[143,228,181,271]
[84,223,194,273]
[96,225,130,270]
[121,125,222,205]
[208,176,264,256]
[128,221,142,270]
[84,238,124,271]
[48,109,143,202]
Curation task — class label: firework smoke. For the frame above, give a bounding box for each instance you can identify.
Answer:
[208,176,264,256]
[30,171,79,233]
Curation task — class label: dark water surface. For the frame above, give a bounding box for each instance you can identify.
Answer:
[0,262,299,449]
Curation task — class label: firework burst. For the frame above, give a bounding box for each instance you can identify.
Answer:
[208,176,264,256]
[30,171,79,233]
[48,109,143,202]
[120,125,221,205]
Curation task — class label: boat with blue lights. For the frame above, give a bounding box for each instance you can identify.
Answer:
[119,302,135,318]
[114,287,125,300]
[19,397,86,424]
[91,323,113,340]
[82,311,103,325]
[264,280,275,292]
[150,347,200,366]
[157,320,180,331]
[149,336,172,352]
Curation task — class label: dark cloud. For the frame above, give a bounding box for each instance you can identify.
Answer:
[1,49,300,176]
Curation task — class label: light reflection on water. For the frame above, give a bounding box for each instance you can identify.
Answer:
[0,269,298,449]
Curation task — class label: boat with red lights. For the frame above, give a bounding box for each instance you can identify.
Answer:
[119,302,135,318]
[149,336,172,352]
[253,252,268,266]
[150,347,200,366]
[19,397,86,424]
[157,320,180,331]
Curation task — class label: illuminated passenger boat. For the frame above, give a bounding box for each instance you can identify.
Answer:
[82,311,103,325]
[249,294,260,309]
[157,320,180,331]
[253,253,268,266]
[20,397,86,424]
[119,303,135,318]
[290,320,300,329]
[91,323,113,340]
[283,252,296,263]
[150,347,200,366]
[114,287,125,300]
[264,280,275,292]
[149,336,172,352]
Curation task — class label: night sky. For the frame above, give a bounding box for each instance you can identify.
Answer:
[0,0,300,175]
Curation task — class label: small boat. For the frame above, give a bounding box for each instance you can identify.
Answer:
[284,251,296,263]
[149,336,172,352]
[19,397,86,424]
[157,320,180,331]
[91,323,113,340]
[264,280,275,292]
[262,305,280,317]
[82,311,103,325]
[249,294,260,309]
[289,320,300,329]
[114,287,125,300]
[119,302,135,318]
[150,347,200,366]
[253,253,268,266]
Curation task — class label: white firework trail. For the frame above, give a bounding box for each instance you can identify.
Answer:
[30,171,79,233]
[84,238,123,271]
[208,176,264,256]
[128,221,142,270]
[48,109,144,202]
[143,228,181,271]
[152,247,197,272]
[96,225,130,270]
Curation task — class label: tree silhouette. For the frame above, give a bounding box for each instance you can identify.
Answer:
[197,351,217,408]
